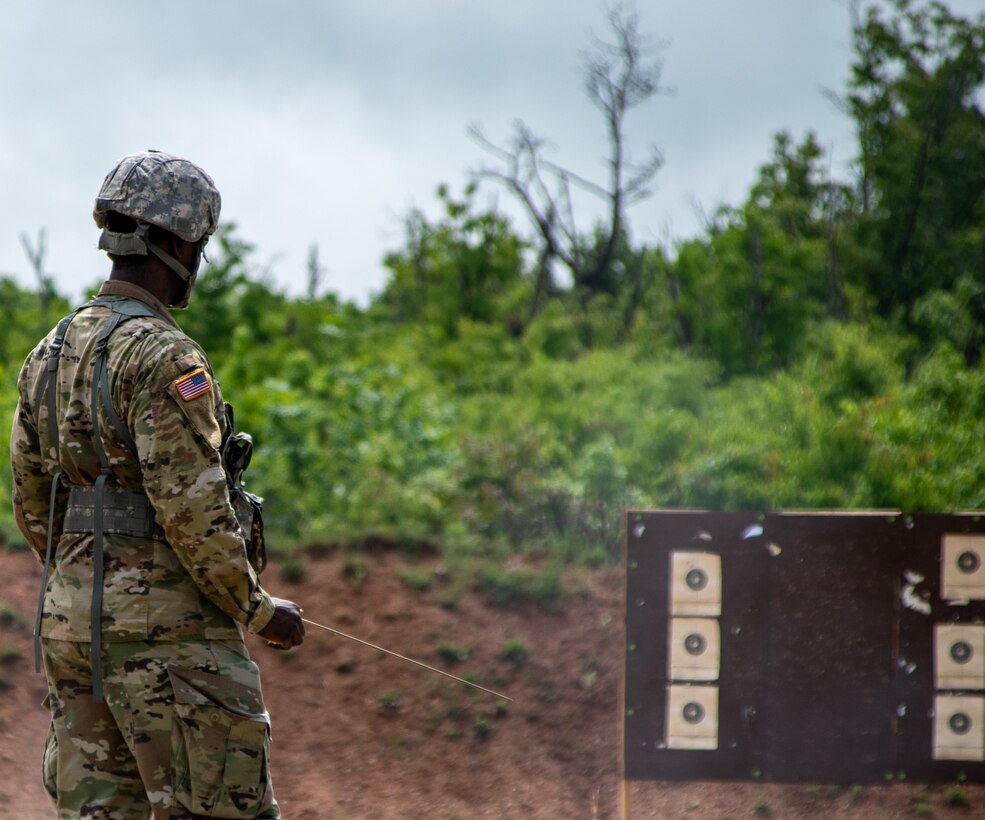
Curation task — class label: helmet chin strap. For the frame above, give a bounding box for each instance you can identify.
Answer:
[99,223,199,308]
[144,242,198,309]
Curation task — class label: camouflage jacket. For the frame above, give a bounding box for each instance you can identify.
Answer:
[10,280,275,642]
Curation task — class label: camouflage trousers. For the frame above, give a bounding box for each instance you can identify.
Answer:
[41,638,280,819]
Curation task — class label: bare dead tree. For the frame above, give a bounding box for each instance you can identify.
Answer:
[306,243,325,300]
[21,228,55,325]
[470,2,666,318]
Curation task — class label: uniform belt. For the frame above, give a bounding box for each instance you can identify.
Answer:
[63,486,165,540]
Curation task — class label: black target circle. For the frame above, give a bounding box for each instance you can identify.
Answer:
[957,551,980,574]
[682,702,705,724]
[951,641,974,664]
[949,712,972,735]
[684,633,707,656]
[685,568,708,591]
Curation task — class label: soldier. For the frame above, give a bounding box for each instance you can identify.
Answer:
[10,150,304,819]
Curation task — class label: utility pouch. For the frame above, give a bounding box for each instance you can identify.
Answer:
[168,665,273,818]
[230,486,267,575]
[221,403,267,575]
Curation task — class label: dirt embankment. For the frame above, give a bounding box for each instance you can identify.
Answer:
[0,545,982,818]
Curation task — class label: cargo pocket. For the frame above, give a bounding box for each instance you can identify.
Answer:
[40,695,57,802]
[168,666,272,818]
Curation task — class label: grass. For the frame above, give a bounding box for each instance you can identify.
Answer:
[498,637,529,667]
[436,643,471,663]
[0,603,26,629]
[398,566,433,591]
[437,567,472,609]
[0,647,21,665]
[943,784,968,807]
[473,715,492,741]
[476,562,561,612]
[378,691,401,710]
[911,786,933,818]
[377,692,400,709]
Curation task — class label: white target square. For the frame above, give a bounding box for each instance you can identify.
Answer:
[941,535,985,601]
[668,618,721,682]
[935,624,985,691]
[669,552,722,616]
[665,684,718,750]
[933,695,985,761]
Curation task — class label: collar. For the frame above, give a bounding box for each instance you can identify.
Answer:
[97,280,179,328]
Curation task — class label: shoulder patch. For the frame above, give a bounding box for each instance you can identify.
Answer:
[174,368,212,401]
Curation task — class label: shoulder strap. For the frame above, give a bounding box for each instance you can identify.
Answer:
[90,296,165,459]
[87,296,163,701]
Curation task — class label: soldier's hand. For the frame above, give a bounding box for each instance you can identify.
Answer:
[258,597,305,650]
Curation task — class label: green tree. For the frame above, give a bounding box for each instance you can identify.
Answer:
[669,133,853,373]
[845,0,985,355]
[374,184,527,336]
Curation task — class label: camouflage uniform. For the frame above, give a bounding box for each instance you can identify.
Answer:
[10,152,283,819]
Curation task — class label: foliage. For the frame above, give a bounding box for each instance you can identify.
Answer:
[398,566,434,591]
[436,643,471,663]
[845,0,985,351]
[0,603,27,629]
[944,783,969,807]
[2,1,985,591]
[499,638,530,667]
[377,692,401,710]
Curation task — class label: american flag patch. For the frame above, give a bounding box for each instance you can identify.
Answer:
[175,368,211,401]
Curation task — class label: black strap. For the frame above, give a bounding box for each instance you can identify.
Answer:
[87,313,123,702]
[91,297,164,456]
[91,310,126,471]
[90,473,108,701]
[33,470,63,674]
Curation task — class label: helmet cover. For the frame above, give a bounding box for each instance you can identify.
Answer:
[93,150,221,242]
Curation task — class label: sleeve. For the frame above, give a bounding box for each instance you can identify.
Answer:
[128,338,275,634]
[10,393,59,565]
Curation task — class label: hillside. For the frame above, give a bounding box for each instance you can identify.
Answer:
[1,546,982,818]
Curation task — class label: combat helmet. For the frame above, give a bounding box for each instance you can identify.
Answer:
[93,150,221,307]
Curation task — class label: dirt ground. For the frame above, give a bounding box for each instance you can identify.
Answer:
[0,544,982,819]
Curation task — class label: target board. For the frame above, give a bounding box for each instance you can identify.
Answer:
[623,510,985,784]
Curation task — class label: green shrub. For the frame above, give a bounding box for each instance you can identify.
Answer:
[0,647,21,665]
[477,563,561,612]
[0,604,26,629]
[436,643,471,663]
[944,784,969,807]
[399,567,433,591]
[378,692,401,710]
[498,638,530,667]
[473,715,492,741]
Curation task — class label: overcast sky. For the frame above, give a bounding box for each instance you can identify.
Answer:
[2,1,982,306]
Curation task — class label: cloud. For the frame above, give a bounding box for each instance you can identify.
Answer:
[3,0,981,304]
